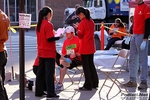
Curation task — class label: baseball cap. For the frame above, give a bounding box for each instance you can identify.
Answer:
[65,26,75,33]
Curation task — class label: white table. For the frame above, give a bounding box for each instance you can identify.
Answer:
[94,49,119,56]
[94,55,127,69]
[94,50,127,69]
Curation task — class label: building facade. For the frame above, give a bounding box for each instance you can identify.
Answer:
[0,0,82,29]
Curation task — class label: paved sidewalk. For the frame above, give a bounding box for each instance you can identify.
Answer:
[5,68,150,100]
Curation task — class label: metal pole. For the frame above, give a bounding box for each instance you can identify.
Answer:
[7,0,15,80]
[19,0,25,100]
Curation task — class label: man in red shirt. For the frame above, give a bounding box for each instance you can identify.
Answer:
[123,0,150,90]
[55,26,82,91]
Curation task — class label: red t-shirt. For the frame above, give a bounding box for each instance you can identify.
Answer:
[77,18,96,54]
[33,56,39,66]
[62,36,81,61]
[133,3,150,34]
[36,19,56,58]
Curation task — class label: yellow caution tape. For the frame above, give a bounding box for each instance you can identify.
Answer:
[100,23,128,35]
[9,27,17,33]
[9,24,37,33]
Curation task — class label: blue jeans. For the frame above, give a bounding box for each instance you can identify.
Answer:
[129,34,148,82]
[0,51,8,100]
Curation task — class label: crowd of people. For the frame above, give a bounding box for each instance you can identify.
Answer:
[1,0,150,99]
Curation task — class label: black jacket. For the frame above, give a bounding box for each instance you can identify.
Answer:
[65,11,80,26]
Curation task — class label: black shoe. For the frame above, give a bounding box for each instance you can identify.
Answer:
[47,95,59,99]
[42,92,47,95]
[35,92,47,97]
[79,87,92,91]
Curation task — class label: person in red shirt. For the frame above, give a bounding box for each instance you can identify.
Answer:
[74,6,99,91]
[123,0,150,90]
[33,52,72,92]
[55,26,82,91]
[105,18,126,50]
[35,6,61,98]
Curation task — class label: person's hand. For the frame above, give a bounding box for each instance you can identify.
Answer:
[76,52,80,56]
[140,41,146,50]
[113,32,117,35]
[73,22,79,29]
[59,34,64,39]
[72,16,76,20]
[125,36,131,45]
[70,53,76,58]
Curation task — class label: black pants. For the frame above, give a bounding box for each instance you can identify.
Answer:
[121,40,130,50]
[105,37,121,50]
[56,52,61,66]
[34,52,61,92]
[0,51,8,100]
[81,54,99,89]
[35,58,56,97]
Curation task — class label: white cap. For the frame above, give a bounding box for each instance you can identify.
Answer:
[65,26,75,33]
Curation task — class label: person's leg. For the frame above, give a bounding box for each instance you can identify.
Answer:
[33,66,38,76]
[59,67,67,84]
[123,35,139,87]
[45,58,58,97]
[105,38,120,50]
[59,59,81,83]
[35,58,45,96]
[88,54,99,88]
[80,54,92,90]
[0,51,8,100]
[56,52,61,66]
[136,34,148,82]
[136,35,148,89]
[129,35,139,82]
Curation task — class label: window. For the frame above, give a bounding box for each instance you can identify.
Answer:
[94,0,102,7]
[5,0,37,22]
[83,0,93,7]
[83,0,103,7]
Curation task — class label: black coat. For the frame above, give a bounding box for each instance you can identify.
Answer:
[65,11,80,26]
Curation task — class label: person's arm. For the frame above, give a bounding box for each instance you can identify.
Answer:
[109,24,115,35]
[65,13,74,25]
[129,24,133,34]
[47,33,64,42]
[143,18,150,39]
[47,37,60,42]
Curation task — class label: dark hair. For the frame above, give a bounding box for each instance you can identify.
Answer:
[37,6,52,32]
[76,6,90,20]
[115,18,125,28]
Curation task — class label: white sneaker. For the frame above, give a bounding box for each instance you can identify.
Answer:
[55,82,64,91]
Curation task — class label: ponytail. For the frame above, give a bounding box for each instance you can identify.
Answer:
[37,6,52,32]
[37,10,43,32]
[85,9,90,20]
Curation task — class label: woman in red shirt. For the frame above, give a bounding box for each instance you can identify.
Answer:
[35,6,59,98]
[74,7,99,90]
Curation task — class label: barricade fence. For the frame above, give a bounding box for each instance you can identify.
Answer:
[95,23,113,32]
[95,23,129,32]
